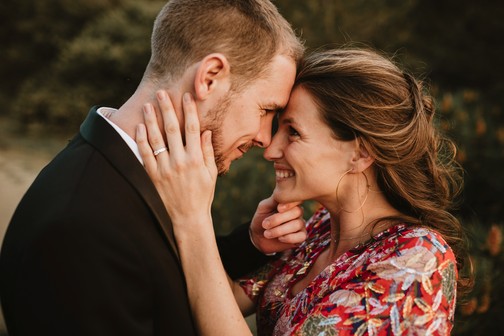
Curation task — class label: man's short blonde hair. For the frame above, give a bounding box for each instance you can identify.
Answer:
[145,0,304,89]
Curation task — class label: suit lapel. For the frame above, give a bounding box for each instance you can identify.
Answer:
[80,107,180,260]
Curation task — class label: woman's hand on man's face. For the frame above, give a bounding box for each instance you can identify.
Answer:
[136,90,217,227]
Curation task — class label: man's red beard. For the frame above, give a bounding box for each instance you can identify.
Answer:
[203,94,229,176]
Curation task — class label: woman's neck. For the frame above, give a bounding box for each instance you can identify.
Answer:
[323,191,402,261]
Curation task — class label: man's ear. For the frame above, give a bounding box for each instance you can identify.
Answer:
[351,140,375,173]
[194,53,231,100]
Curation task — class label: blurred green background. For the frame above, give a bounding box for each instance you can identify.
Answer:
[0,0,503,335]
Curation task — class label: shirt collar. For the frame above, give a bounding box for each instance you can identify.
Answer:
[96,107,143,164]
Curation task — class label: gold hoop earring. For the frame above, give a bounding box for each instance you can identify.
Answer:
[335,170,371,213]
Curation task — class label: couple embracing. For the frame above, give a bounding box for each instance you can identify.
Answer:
[1,1,469,335]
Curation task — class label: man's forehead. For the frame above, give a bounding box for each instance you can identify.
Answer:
[259,55,296,106]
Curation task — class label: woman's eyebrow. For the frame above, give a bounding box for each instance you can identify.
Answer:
[280,117,301,128]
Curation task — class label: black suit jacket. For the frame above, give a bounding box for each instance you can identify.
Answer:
[0,108,272,336]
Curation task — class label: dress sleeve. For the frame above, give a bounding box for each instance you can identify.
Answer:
[362,229,458,335]
[295,228,458,336]
[339,229,457,335]
[237,254,286,304]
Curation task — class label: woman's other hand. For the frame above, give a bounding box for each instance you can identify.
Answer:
[250,197,307,255]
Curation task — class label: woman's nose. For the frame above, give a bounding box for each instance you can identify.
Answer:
[263,133,283,161]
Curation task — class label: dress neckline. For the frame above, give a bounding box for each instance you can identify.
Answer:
[287,217,408,300]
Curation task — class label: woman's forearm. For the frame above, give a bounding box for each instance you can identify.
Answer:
[175,215,252,336]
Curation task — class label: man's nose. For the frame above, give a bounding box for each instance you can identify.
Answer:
[253,115,274,148]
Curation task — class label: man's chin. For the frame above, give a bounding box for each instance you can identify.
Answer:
[217,168,229,177]
[217,156,242,176]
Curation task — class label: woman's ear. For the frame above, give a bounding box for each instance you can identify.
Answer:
[194,53,231,100]
[351,140,375,173]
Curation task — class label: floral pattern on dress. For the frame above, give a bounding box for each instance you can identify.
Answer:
[239,207,457,336]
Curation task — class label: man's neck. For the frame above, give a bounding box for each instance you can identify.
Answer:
[111,82,184,140]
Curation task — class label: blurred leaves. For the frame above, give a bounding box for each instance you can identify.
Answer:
[435,89,504,223]
[275,0,504,90]
[455,223,504,335]
[8,1,164,132]
[0,0,127,108]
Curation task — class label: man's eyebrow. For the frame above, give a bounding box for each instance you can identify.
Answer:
[264,103,283,112]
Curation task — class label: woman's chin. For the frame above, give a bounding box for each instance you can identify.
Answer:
[272,189,301,205]
[272,189,287,204]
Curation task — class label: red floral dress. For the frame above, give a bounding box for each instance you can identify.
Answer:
[239,208,457,335]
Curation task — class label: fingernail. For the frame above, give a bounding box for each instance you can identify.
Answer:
[262,219,270,229]
[277,204,286,211]
[143,103,152,114]
[264,230,272,238]
[157,90,166,101]
[183,92,192,103]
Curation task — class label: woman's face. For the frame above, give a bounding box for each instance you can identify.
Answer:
[264,86,357,205]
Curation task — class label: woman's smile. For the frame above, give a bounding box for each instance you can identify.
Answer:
[273,163,295,181]
[275,169,295,180]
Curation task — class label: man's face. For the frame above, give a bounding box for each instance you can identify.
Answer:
[206,54,297,175]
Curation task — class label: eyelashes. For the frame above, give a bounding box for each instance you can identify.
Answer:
[288,126,300,138]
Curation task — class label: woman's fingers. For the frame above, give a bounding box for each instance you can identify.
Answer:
[139,102,170,177]
[137,90,216,178]
[182,93,202,156]
[143,102,168,159]
[201,130,217,177]
[181,94,216,177]
[277,201,303,213]
[263,216,306,239]
[135,91,217,227]
[277,231,308,245]
[156,90,183,156]
[136,123,158,174]
[262,205,304,230]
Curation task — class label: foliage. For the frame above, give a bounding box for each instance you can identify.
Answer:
[275,0,504,90]
[9,0,164,133]
[0,0,128,111]
[454,223,504,335]
[436,89,504,224]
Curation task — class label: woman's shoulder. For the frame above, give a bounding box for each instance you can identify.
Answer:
[395,225,453,256]
[366,224,457,275]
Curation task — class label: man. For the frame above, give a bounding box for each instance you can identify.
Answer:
[0,0,305,335]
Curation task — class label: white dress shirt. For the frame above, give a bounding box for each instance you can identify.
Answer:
[96,107,143,164]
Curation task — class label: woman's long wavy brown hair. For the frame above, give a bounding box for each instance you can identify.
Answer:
[296,48,472,297]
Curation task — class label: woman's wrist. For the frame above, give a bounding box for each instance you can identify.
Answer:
[171,214,214,243]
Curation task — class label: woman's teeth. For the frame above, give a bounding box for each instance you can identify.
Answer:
[276,170,295,178]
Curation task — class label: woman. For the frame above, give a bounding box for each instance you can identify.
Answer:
[136,48,471,335]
